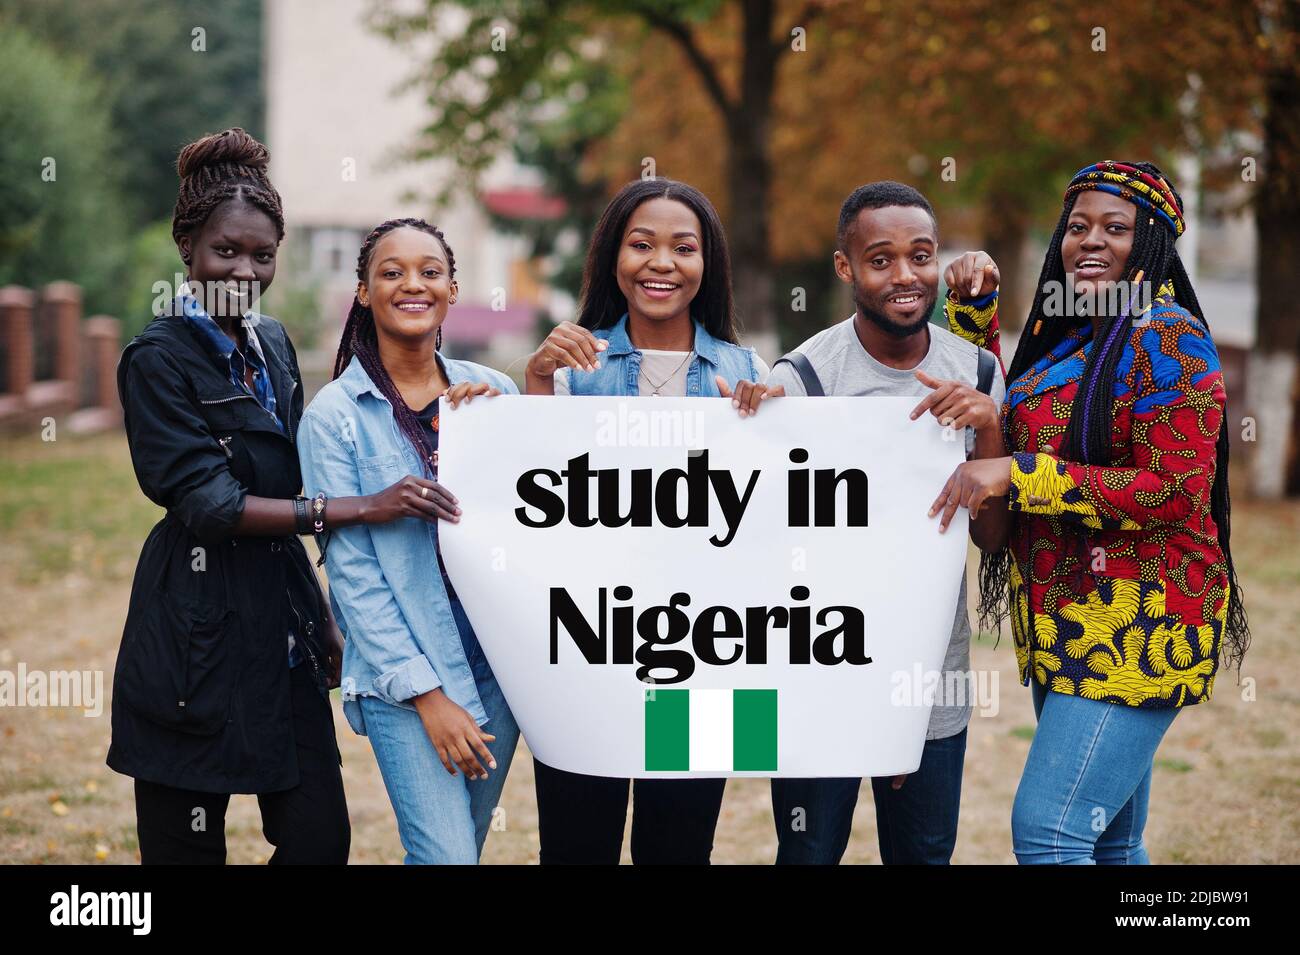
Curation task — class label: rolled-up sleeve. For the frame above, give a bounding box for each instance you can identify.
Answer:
[119,345,246,542]
[296,408,440,702]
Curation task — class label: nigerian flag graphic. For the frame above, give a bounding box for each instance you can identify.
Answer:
[644,688,777,772]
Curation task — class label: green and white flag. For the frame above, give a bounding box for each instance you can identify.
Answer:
[645,688,777,772]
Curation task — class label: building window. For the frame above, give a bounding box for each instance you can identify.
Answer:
[308,228,363,278]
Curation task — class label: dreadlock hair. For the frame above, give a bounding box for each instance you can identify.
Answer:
[576,178,740,343]
[171,128,285,255]
[977,161,1249,669]
[331,217,458,476]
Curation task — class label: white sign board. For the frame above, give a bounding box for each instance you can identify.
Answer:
[439,396,968,778]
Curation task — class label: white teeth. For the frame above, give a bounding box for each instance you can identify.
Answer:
[642,282,677,290]
[892,295,918,303]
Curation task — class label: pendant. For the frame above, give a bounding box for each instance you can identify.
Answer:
[651,390,661,397]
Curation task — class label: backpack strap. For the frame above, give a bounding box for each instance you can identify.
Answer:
[975,346,996,396]
[774,351,825,397]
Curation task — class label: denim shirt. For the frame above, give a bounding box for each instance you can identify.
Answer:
[565,314,758,396]
[297,353,518,736]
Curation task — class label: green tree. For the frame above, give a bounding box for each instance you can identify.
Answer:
[1,0,264,224]
[371,0,827,340]
[0,27,128,318]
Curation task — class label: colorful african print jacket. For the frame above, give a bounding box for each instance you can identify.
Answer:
[945,289,1229,708]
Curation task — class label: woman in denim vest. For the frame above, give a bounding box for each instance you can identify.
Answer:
[524,178,780,863]
[298,219,520,864]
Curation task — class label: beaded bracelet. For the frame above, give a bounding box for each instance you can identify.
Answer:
[311,492,327,533]
[312,492,331,567]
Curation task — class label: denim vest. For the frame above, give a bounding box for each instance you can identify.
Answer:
[566,314,758,396]
[297,354,518,736]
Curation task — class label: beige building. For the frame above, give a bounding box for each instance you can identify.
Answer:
[263,0,558,376]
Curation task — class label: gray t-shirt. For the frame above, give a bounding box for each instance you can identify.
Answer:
[765,316,1006,740]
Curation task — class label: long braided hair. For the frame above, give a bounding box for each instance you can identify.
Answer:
[331,218,457,476]
[172,128,285,253]
[977,161,1249,669]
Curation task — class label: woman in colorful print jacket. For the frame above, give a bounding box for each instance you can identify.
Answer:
[935,160,1248,864]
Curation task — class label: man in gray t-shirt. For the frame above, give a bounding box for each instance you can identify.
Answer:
[763,181,1005,866]
[767,314,1005,741]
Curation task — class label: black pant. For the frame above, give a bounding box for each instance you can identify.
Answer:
[134,664,350,864]
[533,758,725,864]
[770,728,968,864]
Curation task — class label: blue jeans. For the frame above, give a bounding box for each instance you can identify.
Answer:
[770,728,967,865]
[1011,680,1178,865]
[358,598,519,864]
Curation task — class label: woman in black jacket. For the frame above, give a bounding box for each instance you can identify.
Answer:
[108,128,458,864]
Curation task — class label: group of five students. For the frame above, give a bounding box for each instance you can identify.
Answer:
[109,128,1245,865]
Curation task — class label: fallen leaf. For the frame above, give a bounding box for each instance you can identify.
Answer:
[50,801,69,817]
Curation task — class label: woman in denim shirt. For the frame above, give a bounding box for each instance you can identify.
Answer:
[523,179,781,863]
[298,218,519,864]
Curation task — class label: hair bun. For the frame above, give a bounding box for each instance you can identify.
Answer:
[176,127,270,181]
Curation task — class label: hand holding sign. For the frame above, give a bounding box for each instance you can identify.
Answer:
[929,455,1013,530]
[716,376,785,417]
[443,381,502,408]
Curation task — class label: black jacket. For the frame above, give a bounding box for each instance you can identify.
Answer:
[107,300,333,794]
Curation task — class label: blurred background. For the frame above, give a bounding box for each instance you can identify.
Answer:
[1,0,1297,864]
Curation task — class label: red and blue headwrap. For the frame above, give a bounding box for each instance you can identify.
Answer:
[1064,161,1185,238]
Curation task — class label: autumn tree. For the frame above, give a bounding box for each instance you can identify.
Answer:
[373,0,1298,494]
[370,0,835,346]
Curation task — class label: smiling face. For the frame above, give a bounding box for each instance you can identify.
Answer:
[358,227,457,346]
[1062,190,1136,297]
[614,197,705,325]
[835,205,939,338]
[178,198,278,319]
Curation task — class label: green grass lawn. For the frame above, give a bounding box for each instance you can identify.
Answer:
[0,431,162,584]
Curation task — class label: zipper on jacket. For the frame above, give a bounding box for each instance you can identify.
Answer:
[200,384,297,443]
[284,585,323,684]
[287,379,300,443]
[218,436,234,459]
